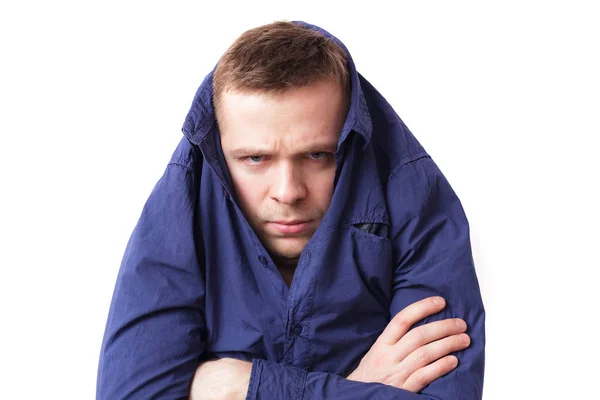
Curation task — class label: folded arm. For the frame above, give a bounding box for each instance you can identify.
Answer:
[192,295,469,400]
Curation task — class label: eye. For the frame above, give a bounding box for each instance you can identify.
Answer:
[245,155,264,164]
[307,152,328,160]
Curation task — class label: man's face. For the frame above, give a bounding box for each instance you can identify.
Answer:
[219,80,347,264]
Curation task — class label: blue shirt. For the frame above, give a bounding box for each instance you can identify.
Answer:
[97,22,485,400]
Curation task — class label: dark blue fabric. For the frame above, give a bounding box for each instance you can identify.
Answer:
[97,21,485,400]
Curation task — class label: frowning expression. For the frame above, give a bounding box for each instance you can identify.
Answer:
[218,80,347,264]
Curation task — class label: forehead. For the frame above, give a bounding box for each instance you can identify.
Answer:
[217,81,347,153]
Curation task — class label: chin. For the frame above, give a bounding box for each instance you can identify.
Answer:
[267,237,308,260]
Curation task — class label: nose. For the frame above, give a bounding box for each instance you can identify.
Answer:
[271,161,307,205]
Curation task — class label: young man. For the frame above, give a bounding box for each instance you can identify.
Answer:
[97,21,485,399]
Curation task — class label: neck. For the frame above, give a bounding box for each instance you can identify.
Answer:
[274,257,298,287]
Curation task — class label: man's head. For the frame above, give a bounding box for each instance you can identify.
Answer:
[213,21,350,265]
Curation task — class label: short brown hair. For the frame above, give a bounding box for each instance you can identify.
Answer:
[212,21,349,112]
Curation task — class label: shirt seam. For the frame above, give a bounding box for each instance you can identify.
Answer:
[167,160,194,173]
[388,153,431,180]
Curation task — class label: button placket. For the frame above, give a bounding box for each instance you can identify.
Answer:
[291,324,303,336]
[283,249,312,366]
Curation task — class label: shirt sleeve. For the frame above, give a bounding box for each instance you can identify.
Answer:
[246,359,429,400]
[387,156,486,399]
[96,162,206,400]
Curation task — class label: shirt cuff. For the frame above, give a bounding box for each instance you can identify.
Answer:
[245,359,307,400]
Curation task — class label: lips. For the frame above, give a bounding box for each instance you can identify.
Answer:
[268,220,312,235]
[274,220,305,225]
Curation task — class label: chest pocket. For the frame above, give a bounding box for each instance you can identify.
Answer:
[353,222,389,238]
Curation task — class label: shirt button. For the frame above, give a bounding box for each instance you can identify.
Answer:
[291,324,302,336]
[223,189,229,199]
[258,255,267,265]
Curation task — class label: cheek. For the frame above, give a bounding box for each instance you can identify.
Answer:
[309,169,336,205]
[231,173,265,214]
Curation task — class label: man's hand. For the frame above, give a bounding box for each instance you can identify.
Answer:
[347,297,470,393]
[189,358,252,400]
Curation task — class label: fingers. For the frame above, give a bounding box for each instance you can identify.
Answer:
[402,356,459,393]
[401,333,471,376]
[378,297,446,345]
[393,318,467,361]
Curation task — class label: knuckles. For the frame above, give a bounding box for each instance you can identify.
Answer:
[414,348,431,365]
[391,313,409,331]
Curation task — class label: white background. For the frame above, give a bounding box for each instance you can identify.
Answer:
[1,1,598,399]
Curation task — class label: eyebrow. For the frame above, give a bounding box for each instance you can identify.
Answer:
[228,142,338,158]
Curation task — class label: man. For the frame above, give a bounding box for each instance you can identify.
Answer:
[97,21,485,399]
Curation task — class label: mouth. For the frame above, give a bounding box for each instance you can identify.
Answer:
[268,220,312,235]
